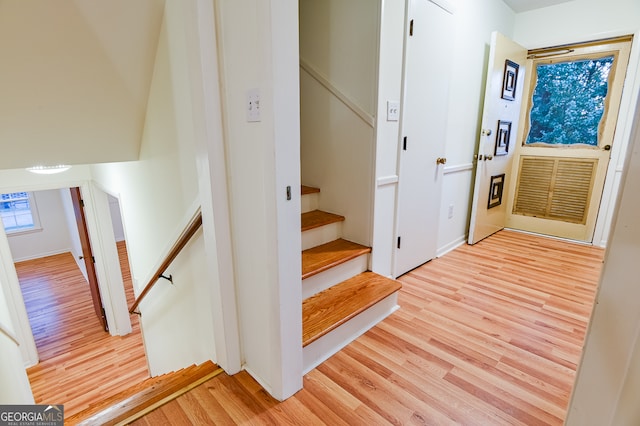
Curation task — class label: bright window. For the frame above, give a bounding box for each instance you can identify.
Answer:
[1,192,41,234]
[525,55,614,146]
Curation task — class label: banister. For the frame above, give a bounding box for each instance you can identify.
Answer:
[129,210,203,315]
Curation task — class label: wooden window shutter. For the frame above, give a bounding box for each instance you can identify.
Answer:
[513,156,597,224]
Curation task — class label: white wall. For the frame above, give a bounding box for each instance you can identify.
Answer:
[6,189,72,262]
[0,1,164,170]
[216,0,302,400]
[566,85,640,426]
[108,195,125,242]
[299,0,378,245]
[91,0,216,376]
[513,0,640,247]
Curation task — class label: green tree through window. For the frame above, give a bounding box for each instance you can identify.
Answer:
[526,55,614,146]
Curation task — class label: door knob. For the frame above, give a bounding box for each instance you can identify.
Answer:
[436,157,447,165]
[79,256,84,260]
[603,144,611,151]
[485,155,493,161]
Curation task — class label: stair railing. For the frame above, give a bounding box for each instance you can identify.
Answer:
[129,210,203,315]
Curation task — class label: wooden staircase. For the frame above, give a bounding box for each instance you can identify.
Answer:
[66,361,222,425]
[300,185,401,373]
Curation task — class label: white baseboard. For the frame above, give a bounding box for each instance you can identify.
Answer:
[436,235,466,258]
[11,248,72,263]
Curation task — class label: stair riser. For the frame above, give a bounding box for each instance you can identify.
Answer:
[302,293,399,374]
[302,222,342,250]
[302,255,369,299]
[301,192,319,214]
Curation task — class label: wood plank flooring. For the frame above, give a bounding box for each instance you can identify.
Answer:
[134,230,604,425]
[21,241,148,419]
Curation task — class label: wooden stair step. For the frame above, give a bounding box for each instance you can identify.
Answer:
[301,185,320,195]
[302,238,371,280]
[67,361,223,426]
[301,209,345,232]
[302,272,402,347]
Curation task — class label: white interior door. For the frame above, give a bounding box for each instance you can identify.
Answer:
[394,0,454,276]
[468,32,527,245]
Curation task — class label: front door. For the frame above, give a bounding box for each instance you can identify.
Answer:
[505,37,632,242]
[468,32,527,244]
[70,187,107,331]
[394,0,454,276]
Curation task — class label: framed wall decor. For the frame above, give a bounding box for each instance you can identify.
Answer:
[501,59,519,101]
[495,120,512,156]
[488,173,505,209]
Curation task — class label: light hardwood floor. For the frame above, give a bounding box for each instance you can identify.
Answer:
[133,230,604,425]
[20,241,148,418]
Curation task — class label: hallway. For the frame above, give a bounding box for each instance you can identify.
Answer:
[20,242,148,417]
[132,230,604,425]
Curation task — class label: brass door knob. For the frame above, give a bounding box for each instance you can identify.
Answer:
[436,157,447,165]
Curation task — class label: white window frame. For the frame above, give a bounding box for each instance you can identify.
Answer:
[1,192,42,235]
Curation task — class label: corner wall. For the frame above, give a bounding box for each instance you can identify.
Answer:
[216,0,302,400]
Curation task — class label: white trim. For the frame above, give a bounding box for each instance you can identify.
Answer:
[376,175,399,186]
[10,248,71,263]
[300,58,376,128]
[0,322,19,346]
[428,0,456,15]
[436,235,466,258]
[443,162,473,175]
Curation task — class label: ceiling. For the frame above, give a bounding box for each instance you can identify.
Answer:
[0,0,165,170]
[502,0,573,13]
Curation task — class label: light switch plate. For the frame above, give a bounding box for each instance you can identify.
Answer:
[387,101,400,121]
[247,88,261,122]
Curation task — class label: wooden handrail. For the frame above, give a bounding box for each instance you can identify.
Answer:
[0,321,20,346]
[129,211,203,315]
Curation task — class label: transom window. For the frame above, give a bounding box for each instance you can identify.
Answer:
[525,54,615,147]
[1,192,41,234]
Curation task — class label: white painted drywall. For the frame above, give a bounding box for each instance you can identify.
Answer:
[91,0,216,376]
[566,84,640,426]
[299,0,378,246]
[108,195,125,242]
[216,0,302,400]
[6,189,72,262]
[0,1,164,169]
[513,0,640,247]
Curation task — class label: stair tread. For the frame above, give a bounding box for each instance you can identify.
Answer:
[301,210,345,232]
[302,272,401,347]
[301,185,320,195]
[302,239,371,280]
[67,361,221,425]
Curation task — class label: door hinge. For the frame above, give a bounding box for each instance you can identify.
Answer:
[397,236,401,249]
[80,199,85,207]
[409,19,414,36]
[91,256,96,264]
[403,136,407,151]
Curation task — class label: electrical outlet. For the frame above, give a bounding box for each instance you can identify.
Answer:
[448,204,454,219]
[387,101,400,121]
[246,88,261,122]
